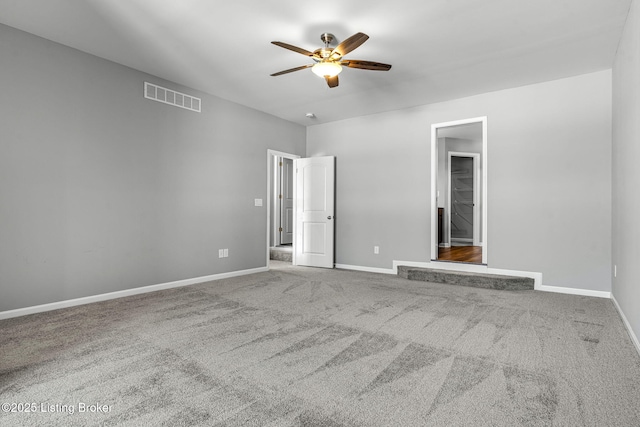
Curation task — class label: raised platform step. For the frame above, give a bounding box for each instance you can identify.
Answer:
[397,266,534,291]
[270,246,292,262]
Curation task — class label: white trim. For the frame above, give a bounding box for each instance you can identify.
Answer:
[266,150,300,268]
[0,267,267,320]
[392,259,542,288]
[431,117,488,264]
[273,155,281,247]
[482,119,488,263]
[267,149,301,159]
[536,285,610,299]
[335,264,395,275]
[431,126,438,260]
[611,296,640,356]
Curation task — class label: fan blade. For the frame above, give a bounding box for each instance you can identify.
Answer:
[331,32,369,58]
[325,75,339,88]
[271,41,316,57]
[270,64,313,76]
[341,60,392,71]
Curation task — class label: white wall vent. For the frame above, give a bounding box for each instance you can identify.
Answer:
[144,82,201,113]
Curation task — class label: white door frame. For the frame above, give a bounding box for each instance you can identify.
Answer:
[272,156,294,247]
[431,116,487,264]
[273,155,283,247]
[447,152,480,246]
[266,149,300,267]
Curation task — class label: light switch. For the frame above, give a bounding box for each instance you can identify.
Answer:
[254,198,263,207]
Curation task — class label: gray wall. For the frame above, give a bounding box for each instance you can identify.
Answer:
[0,24,305,312]
[612,0,640,344]
[307,70,612,292]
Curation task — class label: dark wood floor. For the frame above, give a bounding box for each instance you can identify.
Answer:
[438,245,483,264]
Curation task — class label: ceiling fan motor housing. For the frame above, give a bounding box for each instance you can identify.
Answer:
[320,33,335,45]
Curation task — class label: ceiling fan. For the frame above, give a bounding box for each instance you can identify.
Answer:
[270,32,392,88]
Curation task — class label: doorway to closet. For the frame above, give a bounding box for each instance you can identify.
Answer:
[431,117,487,265]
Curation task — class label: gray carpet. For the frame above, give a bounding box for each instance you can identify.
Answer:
[1,261,639,426]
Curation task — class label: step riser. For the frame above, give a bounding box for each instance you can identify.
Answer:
[398,266,534,291]
[270,249,292,262]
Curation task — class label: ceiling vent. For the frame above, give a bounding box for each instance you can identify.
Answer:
[144,82,201,113]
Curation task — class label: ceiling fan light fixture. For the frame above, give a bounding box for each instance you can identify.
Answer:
[271,32,390,88]
[311,61,342,78]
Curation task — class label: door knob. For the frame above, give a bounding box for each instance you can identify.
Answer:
[327,216,332,220]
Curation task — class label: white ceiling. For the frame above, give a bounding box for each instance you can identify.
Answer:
[0,0,632,126]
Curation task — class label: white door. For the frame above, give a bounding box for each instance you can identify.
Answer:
[279,158,294,244]
[293,156,335,268]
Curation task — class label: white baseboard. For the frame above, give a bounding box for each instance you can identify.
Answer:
[611,295,640,357]
[0,266,268,320]
[335,264,395,275]
[536,284,611,299]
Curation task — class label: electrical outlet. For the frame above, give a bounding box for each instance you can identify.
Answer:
[223,248,229,258]
[218,249,224,258]
[374,246,379,255]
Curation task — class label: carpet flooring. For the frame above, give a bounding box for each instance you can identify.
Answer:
[1,261,639,426]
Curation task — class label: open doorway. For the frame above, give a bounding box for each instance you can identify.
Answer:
[431,118,487,265]
[266,151,335,269]
[267,150,300,266]
[275,157,294,246]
